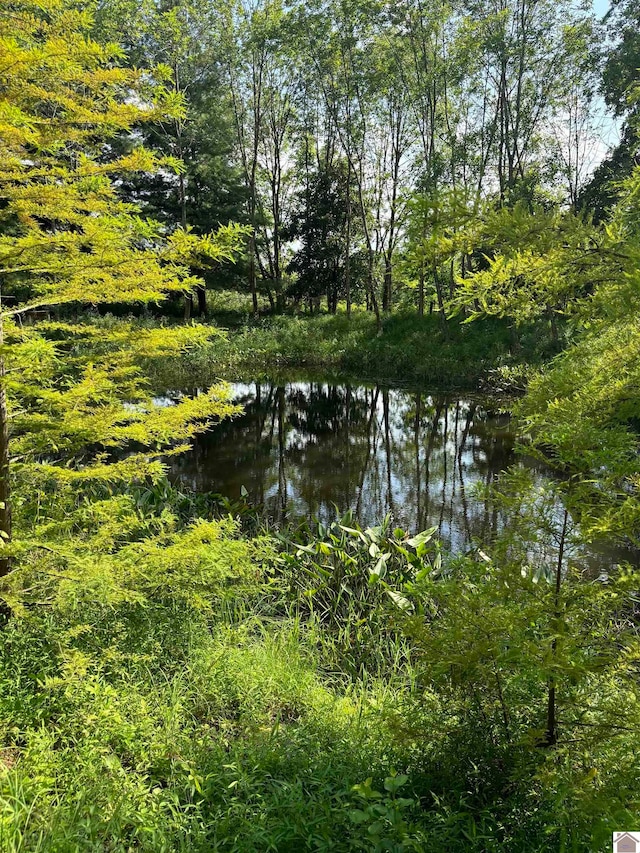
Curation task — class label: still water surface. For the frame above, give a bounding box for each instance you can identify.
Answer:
[168,378,543,551]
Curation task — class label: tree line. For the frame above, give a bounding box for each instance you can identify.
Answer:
[90,0,638,319]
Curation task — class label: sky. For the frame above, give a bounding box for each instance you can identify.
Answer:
[592,0,610,17]
[586,0,620,170]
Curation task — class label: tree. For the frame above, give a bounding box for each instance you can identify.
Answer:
[219,0,295,313]
[601,0,640,122]
[296,0,386,325]
[0,0,247,576]
[284,158,360,312]
[578,0,640,219]
[95,0,248,317]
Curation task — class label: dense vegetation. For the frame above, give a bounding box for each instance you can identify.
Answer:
[1,1,640,851]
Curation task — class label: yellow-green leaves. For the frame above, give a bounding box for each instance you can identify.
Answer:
[0,0,247,316]
[9,319,240,460]
[0,1,249,581]
[447,202,606,324]
[2,517,258,614]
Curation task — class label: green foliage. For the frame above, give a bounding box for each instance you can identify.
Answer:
[349,774,425,852]
[274,511,439,677]
[0,515,415,852]
[94,0,248,239]
[1,425,640,852]
[511,168,640,541]
[0,0,247,571]
[401,186,478,298]
[284,158,357,305]
[150,311,544,392]
[0,1,248,313]
[448,154,640,543]
[376,476,640,850]
[447,202,601,325]
[5,316,243,559]
[0,3,639,852]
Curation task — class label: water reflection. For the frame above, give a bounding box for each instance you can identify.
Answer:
[169,379,528,550]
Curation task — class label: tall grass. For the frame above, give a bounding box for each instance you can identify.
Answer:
[1,490,637,851]
[149,311,551,393]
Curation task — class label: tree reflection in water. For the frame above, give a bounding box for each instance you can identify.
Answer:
[169,379,524,549]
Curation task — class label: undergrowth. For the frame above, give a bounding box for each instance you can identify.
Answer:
[1,484,638,852]
[148,310,553,392]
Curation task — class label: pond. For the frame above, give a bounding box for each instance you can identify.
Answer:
[168,377,546,551]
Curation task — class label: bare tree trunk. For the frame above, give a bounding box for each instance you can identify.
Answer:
[249,232,259,315]
[418,267,425,317]
[498,54,508,203]
[368,252,382,332]
[383,257,392,313]
[544,509,569,747]
[345,160,352,318]
[196,285,207,318]
[0,304,11,580]
[178,166,194,321]
[382,100,404,314]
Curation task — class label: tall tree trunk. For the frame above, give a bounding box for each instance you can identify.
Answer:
[383,255,392,313]
[383,100,403,315]
[271,173,284,312]
[196,285,207,318]
[368,252,382,332]
[0,305,11,580]
[544,509,569,747]
[498,54,508,203]
[178,169,194,321]
[345,160,352,318]
[248,229,259,315]
[418,267,425,317]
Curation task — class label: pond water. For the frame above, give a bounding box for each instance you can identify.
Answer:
[168,378,546,551]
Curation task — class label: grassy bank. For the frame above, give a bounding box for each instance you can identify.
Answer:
[150,311,548,392]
